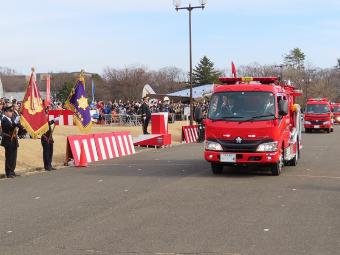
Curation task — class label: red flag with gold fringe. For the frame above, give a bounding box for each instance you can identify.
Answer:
[20,68,49,138]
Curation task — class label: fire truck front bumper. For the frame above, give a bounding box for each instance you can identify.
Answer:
[204,150,281,165]
[304,123,331,129]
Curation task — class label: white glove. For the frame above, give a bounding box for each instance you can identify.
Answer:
[14,116,20,124]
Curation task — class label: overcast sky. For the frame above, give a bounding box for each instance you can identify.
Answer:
[1,0,340,74]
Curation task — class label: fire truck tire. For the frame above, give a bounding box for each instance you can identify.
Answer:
[326,128,331,133]
[271,150,284,176]
[331,127,334,132]
[211,163,223,175]
[305,128,310,133]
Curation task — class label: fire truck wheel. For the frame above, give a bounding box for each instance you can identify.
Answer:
[211,163,223,175]
[331,127,334,132]
[271,150,284,176]
[326,128,331,133]
[305,128,310,133]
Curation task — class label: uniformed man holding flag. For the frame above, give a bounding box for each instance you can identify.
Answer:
[1,105,20,178]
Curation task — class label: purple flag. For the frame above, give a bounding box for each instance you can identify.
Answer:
[65,77,92,131]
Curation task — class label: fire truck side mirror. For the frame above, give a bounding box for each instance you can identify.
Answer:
[278,100,289,116]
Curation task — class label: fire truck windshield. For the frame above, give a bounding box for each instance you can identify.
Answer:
[306,104,330,114]
[208,91,275,121]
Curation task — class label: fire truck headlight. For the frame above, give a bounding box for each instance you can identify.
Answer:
[337,117,340,121]
[257,142,278,152]
[205,141,223,151]
[304,121,311,125]
[323,121,330,125]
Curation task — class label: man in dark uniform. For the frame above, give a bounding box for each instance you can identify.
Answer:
[41,119,56,171]
[1,105,20,178]
[194,103,205,143]
[140,97,151,134]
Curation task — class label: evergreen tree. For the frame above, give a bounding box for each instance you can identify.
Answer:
[57,81,74,103]
[192,56,222,85]
[283,48,306,70]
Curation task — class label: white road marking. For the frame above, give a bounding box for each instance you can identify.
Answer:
[285,174,340,180]
[34,197,40,200]
[97,180,103,183]
[7,231,13,234]
[264,229,270,232]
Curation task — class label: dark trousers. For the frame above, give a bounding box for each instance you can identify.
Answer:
[42,143,53,170]
[142,117,150,134]
[5,146,17,177]
[197,122,205,143]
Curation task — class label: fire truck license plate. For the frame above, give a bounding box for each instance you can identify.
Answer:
[220,153,236,163]
[314,125,320,129]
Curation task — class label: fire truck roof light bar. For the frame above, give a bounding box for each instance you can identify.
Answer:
[219,77,278,84]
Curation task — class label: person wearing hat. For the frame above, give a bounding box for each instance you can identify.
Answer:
[140,97,151,134]
[41,107,58,171]
[1,105,20,178]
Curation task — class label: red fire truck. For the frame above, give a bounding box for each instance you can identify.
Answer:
[331,103,340,124]
[204,77,302,176]
[304,98,334,133]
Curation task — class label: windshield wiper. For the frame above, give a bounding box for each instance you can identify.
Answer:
[241,114,276,122]
[251,114,275,119]
[211,116,245,121]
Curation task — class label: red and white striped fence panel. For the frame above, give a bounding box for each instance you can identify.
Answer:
[66,132,136,166]
[49,110,74,126]
[182,125,199,144]
[94,132,135,161]
[66,135,98,166]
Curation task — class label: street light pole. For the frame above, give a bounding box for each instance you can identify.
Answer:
[174,0,206,125]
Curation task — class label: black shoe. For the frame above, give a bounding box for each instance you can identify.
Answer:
[12,173,20,177]
[6,175,14,178]
[51,167,57,170]
[45,168,51,171]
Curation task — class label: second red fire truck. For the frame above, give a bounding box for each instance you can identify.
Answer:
[204,77,302,176]
[304,98,334,133]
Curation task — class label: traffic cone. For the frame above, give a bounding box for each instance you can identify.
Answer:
[77,143,88,167]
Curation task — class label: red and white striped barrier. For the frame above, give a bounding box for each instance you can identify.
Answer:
[94,132,135,161]
[49,110,74,126]
[182,125,199,144]
[66,132,135,166]
[66,135,99,166]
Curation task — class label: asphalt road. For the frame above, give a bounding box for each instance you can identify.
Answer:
[0,127,339,255]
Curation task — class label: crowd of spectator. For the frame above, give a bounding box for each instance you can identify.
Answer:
[91,97,191,123]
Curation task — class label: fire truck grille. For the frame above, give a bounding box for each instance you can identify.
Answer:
[211,138,274,153]
[309,120,326,125]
